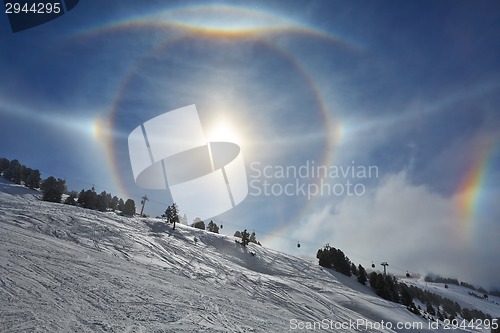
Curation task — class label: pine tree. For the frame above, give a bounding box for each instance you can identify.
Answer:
[167,203,179,230]
[192,217,205,230]
[375,273,390,300]
[207,220,219,233]
[4,159,22,184]
[20,165,30,185]
[0,157,9,174]
[123,199,136,216]
[117,198,125,211]
[241,229,250,246]
[105,192,112,210]
[330,248,351,276]
[369,271,378,289]
[234,231,241,238]
[64,192,77,205]
[385,275,399,302]
[77,189,85,205]
[316,247,332,268]
[80,189,97,209]
[250,231,257,244]
[25,169,41,189]
[400,283,413,306]
[96,192,107,212]
[351,263,358,276]
[357,264,367,285]
[165,206,172,221]
[110,196,119,211]
[40,176,66,203]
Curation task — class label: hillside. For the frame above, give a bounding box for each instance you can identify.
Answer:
[0,178,497,332]
[400,277,500,319]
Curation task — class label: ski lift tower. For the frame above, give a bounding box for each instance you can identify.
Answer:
[381,262,389,275]
[140,195,148,216]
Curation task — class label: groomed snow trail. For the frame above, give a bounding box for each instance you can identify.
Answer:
[1,183,487,332]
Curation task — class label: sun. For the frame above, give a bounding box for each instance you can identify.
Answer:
[205,118,244,145]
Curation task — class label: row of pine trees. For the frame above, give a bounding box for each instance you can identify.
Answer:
[1,157,136,216]
[1,157,41,189]
[316,243,495,327]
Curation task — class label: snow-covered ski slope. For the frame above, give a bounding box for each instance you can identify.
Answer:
[0,181,497,332]
[400,277,500,319]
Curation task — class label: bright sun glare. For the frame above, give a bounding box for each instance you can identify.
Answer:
[206,118,243,145]
[91,118,109,141]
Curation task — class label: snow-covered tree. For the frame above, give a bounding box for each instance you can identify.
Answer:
[250,231,257,244]
[192,217,205,230]
[64,192,77,206]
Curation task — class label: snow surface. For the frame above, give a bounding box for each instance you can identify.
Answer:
[0,178,497,332]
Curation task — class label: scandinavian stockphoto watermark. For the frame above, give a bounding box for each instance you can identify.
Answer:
[127,105,248,220]
[249,160,378,200]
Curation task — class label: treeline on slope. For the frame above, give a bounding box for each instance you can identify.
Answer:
[234,229,261,246]
[69,187,136,216]
[152,206,262,248]
[425,274,491,297]
[316,243,494,325]
[1,157,41,189]
[190,217,222,234]
[190,217,262,247]
[316,243,368,285]
[1,157,136,216]
[156,208,222,236]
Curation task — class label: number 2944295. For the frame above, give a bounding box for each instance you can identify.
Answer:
[5,2,62,14]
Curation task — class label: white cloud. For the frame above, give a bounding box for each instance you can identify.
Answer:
[268,170,500,289]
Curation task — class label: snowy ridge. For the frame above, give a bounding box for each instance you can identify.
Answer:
[0,185,495,332]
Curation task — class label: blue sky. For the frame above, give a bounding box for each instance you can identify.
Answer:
[1,0,499,288]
